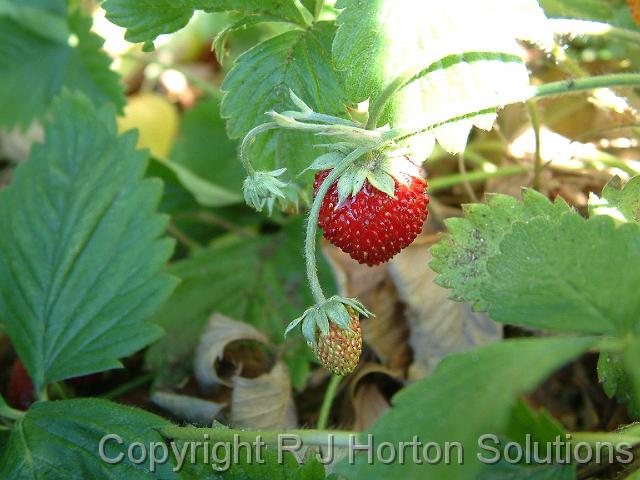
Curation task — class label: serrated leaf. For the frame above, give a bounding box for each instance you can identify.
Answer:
[221,22,350,183]
[589,175,640,224]
[430,189,571,311]
[0,398,183,479]
[483,215,640,335]
[333,0,551,154]
[103,0,312,44]
[146,218,336,388]
[0,92,176,393]
[336,336,594,479]
[0,8,125,129]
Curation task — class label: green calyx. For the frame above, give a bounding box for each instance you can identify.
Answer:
[284,296,373,348]
[242,168,301,215]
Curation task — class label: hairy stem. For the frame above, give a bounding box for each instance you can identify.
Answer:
[305,147,371,304]
[428,166,529,192]
[240,122,280,177]
[366,69,417,130]
[161,426,358,448]
[317,375,342,429]
[527,100,543,191]
[534,73,640,99]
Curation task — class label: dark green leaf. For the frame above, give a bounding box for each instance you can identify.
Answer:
[0,92,177,393]
[430,190,571,311]
[0,398,182,479]
[337,336,594,480]
[103,0,312,44]
[0,8,125,129]
[598,350,640,418]
[483,215,640,335]
[221,22,349,183]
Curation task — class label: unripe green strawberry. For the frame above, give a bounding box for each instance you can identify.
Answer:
[313,309,362,376]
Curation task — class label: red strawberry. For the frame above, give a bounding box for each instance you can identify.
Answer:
[313,157,429,266]
[7,359,34,410]
[314,308,362,376]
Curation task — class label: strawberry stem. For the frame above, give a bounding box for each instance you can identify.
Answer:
[239,122,280,177]
[305,146,371,304]
[0,404,25,421]
[317,374,342,429]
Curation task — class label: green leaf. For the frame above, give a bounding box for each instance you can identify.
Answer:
[483,215,640,335]
[540,0,617,22]
[337,336,594,480]
[157,157,243,207]
[0,91,177,394]
[221,22,349,182]
[170,96,245,204]
[332,0,551,155]
[0,7,125,129]
[598,350,640,418]
[589,175,640,224]
[146,218,335,388]
[0,1,69,44]
[0,398,184,479]
[430,189,571,311]
[103,0,312,45]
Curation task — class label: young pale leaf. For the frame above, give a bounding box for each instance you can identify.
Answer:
[221,22,349,181]
[336,336,594,479]
[0,9,124,129]
[430,189,572,311]
[103,0,312,44]
[484,215,640,335]
[589,175,640,224]
[333,0,552,155]
[598,351,640,417]
[0,92,177,393]
[145,218,335,388]
[0,398,183,479]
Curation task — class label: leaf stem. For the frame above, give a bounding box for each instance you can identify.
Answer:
[428,165,529,192]
[527,99,543,191]
[161,425,358,448]
[240,122,280,177]
[366,69,416,130]
[317,374,341,429]
[304,147,370,304]
[0,404,25,421]
[533,73,640,99]
[100,373,154,400]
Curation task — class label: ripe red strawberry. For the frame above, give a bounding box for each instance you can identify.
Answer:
[7,359,34,410]
[314,308,362,376]
[629,0,640,27]
[313,157,429,266]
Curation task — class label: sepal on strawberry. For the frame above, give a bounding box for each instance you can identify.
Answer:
[242,168,300,214]
[285,296,371,375]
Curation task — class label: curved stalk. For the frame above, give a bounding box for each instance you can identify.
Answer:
[304,146,371,304]
[240,122,280,176]
[533,73,640,99]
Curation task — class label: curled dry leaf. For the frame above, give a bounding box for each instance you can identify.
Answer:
[194,313,296,429]
[345,363,403,431]
[231,362,297,430]
[151,391,225,425]
[389,242,502,381]
[194,313,272,388]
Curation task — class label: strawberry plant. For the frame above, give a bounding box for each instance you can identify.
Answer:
[1,0,640,479]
